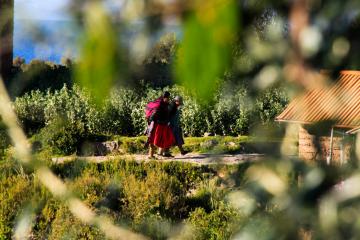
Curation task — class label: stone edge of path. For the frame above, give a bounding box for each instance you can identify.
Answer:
[52,153,265,165]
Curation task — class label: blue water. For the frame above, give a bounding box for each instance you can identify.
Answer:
[14,20,79,63]
[14,20,181,64]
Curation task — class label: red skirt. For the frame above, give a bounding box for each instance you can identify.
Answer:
[149,123,175,148]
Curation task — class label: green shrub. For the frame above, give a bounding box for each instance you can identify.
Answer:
[48,205,105,240]
[120,169,185,222]
[36,85,101,155]
[44,85,99,135]
[39,118,84,155]
[32,173,110,239]
[33,198,60,239]
[0,121,10,158]
[70,172,110,205]
[13,83,287,140]
[0,175,33,238]
[101,88,139,136]
[187,204,240,240]
[134,214,175,240]
[10,82,287,159]
[117,136,148,154]
[0,157,248,239]
[24,179,60,239]
[159,161,207,190]
[189,178,225,212]
[181,100,210,137]
[255,86,288,124]
[14,85,101,154]
[14,90,47,135]
[181,136,249,154]
[211,85,250,136]
[0,150,27,181]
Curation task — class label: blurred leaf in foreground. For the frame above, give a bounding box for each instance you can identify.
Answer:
[75,2,122,106]
[175,0,239,101]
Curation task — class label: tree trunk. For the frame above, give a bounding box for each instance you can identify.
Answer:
[0,0,14,80]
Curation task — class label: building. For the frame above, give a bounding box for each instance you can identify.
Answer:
[276,71,360,164]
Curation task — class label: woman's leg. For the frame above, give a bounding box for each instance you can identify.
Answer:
[148,144,155,158]
[178,145,188,155]
[163,148,174,157]
[158,148,165,155]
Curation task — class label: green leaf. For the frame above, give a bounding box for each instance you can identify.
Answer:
[75,3,121,106]
[175,0,239,101]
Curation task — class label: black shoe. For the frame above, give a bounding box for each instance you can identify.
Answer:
[163,153,174,158]
[181,150,190,156]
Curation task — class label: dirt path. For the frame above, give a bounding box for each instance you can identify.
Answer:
[52,153,264,165]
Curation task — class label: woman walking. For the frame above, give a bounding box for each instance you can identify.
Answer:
[167,95,188,156]
[146,91,175,159]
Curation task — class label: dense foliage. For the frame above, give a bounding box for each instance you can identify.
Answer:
[13,84,287,155]
[0,157,247,239]
[8,59,72,97]
[0,121,10,158]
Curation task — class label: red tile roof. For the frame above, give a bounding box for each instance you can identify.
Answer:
[276,70,360,129]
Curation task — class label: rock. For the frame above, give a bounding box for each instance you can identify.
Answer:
[103,141,119,153]
[80,141,119,156]
[204,132,214,137]
[224,141,237,147]
[200,139,219,148]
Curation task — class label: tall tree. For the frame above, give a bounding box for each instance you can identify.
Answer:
[0,0,14,80]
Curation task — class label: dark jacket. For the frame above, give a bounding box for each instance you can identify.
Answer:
[149,97,169,124]
[168,101,184,145]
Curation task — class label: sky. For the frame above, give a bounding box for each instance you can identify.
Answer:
[14,0,125,21]
[15,0,71,21]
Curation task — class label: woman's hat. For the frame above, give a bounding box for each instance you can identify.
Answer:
[163,91,171,98]
[174,96,183,104]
